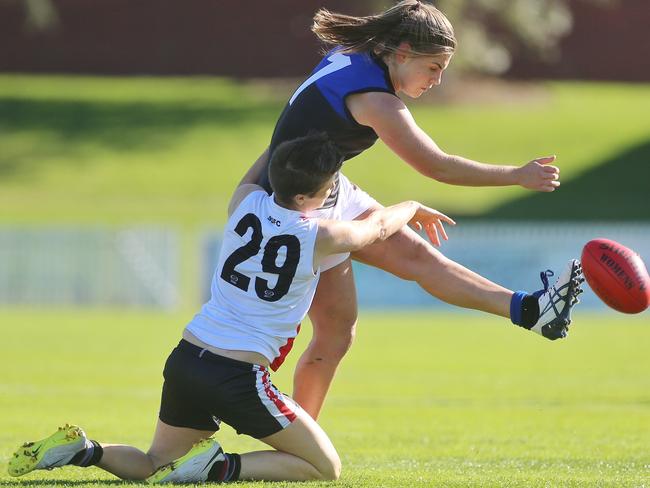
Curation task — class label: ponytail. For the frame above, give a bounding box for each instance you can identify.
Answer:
[312,0,456,57]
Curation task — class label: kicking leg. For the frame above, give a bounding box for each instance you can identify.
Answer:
[353,211,584,338]
[293,258,358,420]
[353,215,513,316]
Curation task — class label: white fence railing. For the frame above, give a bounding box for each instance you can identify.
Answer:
[0,228,179,308]
[1,223,648,311]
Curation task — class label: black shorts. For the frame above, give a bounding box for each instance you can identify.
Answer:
[159,340,301,439]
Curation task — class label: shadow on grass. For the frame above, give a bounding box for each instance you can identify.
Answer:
[0,97,282,176]
[481,139,650,221]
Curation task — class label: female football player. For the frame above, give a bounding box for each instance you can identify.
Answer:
[8,133,456,483]
[241,0,583,420]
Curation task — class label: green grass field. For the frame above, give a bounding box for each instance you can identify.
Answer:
[1,309,648,487]
[1,75,649,225]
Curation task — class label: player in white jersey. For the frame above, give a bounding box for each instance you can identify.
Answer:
[8,132,455,483]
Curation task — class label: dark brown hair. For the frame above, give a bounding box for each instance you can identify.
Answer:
[312,0,456,57]
[269,132,343,206]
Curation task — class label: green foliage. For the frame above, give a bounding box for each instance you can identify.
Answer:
[1,309,648,486]
[1,75,649,225]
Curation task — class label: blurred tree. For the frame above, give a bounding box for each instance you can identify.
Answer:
[430,0,612,74]
[20,0,60,32]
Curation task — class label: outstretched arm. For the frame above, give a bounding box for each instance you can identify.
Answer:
[347,92,560,192]
[315,202,455,266]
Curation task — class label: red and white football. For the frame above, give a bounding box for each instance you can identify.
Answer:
[581,238,650,314]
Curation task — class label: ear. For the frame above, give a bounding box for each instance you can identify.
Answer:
[396,41,412,62]
[293,194,307,207]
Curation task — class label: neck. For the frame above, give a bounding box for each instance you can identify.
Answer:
[273,195,302,212]
[383,55,400,92]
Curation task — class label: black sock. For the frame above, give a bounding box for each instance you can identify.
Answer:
[520,294,540,329]
[70,440,104,467]
[225,453,241,482]
[207,452,241,482]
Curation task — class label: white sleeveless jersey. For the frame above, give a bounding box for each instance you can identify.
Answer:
[186,190,320,367]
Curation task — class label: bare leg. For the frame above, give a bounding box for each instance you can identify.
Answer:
[238,409,340,481]
[293,258,358,420]
[353,210,513,317]
[97,420,215,480]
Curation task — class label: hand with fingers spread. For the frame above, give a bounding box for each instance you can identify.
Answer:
[408,204,456,247]
[516,155,561,192]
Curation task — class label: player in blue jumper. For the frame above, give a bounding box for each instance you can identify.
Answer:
[241,0,585,419]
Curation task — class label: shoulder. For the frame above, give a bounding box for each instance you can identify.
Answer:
[316,50,393,93]
[348,91,406,112]
[347,91,409,127]
[227,184,266,217]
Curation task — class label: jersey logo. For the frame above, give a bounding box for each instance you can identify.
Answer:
[289,52,352,105]
[267,215,281,227]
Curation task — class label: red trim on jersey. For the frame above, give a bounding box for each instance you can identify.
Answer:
[260,368,297,422]
[270,324,301,371]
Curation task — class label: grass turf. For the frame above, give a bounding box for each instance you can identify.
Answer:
[1,75,649,225]
[0,309,648,487]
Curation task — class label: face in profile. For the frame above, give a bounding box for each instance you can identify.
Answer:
[390,44,453,98]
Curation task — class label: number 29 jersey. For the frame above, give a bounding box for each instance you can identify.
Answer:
[186,190,320,366]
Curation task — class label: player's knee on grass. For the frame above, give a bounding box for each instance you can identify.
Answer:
[296,436,341,481]
[315,452,342,481]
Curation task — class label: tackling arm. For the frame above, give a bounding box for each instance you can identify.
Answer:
[227,148,270,217]
[314,202,455,266]
[238,147,269,187]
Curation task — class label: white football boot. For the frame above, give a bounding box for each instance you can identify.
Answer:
[147,438,225,484]
[532,259,584,340]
